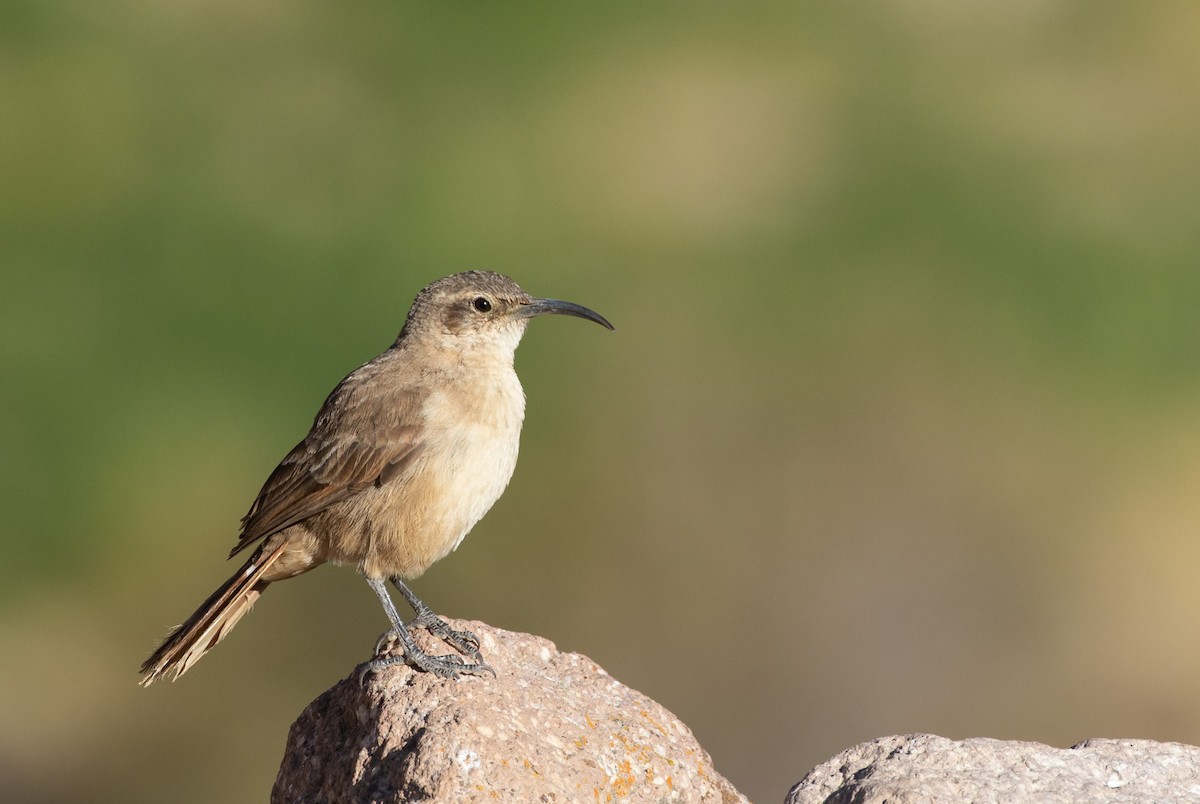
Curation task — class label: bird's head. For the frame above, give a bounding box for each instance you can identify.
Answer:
[399,271,613,360]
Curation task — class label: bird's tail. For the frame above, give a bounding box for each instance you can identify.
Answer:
[140,541,288,685]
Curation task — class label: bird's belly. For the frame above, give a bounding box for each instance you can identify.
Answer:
[431,423,521,553]
[356,381,525,579]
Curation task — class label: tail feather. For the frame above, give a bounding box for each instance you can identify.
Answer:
[140,541,288,685]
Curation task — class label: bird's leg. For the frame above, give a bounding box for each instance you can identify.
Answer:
[361,577,490,679]
[389,576,483,661]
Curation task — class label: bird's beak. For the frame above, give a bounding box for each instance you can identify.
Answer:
[518,298,614,330]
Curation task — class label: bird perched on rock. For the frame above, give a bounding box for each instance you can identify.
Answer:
[140,271,612,684]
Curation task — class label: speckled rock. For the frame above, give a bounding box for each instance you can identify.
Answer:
[272,620,746,803]
[787,733,1200,803]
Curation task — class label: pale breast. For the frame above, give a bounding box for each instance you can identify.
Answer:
[424,368,526,549]
[355,364,526,578]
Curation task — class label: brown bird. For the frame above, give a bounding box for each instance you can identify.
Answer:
[140,271,612,684]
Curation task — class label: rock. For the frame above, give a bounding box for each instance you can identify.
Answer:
[787,733,1200,803]
[272,620,747,803]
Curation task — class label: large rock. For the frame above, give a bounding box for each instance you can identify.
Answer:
[273,620,747,803]
[787,733,1200,803]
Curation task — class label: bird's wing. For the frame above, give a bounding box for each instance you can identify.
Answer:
[228,382,426,558]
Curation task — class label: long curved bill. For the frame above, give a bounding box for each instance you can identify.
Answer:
[520,298,614,330]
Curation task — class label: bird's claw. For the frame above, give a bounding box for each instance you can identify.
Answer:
[358,649,492,683]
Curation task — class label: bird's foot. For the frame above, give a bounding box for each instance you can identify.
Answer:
[383,577,484,660]
[410,614,482,661]
[360,646,493,683]
[367,625,492,683]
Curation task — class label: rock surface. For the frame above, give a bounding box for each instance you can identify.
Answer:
[787,733,1200,803]
[272,620,746,803]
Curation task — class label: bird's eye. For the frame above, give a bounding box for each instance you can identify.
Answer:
[472,296,492,313]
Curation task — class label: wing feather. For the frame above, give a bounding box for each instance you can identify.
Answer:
[228,376,426,557]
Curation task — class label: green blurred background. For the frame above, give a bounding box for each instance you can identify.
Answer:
[5,2,1200,802]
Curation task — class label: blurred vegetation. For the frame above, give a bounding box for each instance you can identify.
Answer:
[4,2,1200,802]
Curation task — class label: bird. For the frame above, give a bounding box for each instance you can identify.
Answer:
[140,270,612,684]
